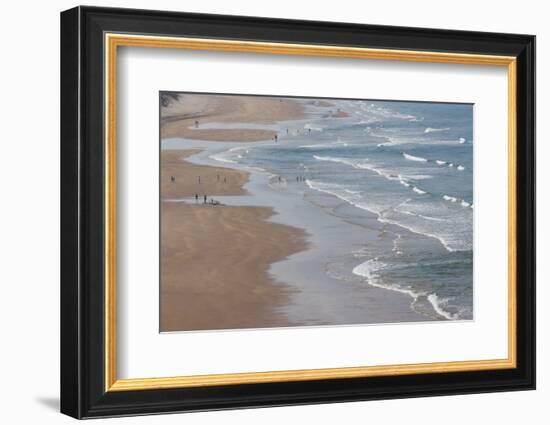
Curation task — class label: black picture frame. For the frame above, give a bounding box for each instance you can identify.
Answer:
[61,5,535,419]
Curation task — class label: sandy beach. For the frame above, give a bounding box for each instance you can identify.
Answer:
[161,149,249,199]
[161,93,306,142]
[160,149,307,332]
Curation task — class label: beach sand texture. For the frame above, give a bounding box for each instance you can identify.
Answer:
[161,93,305,142]
[160,115,308,331]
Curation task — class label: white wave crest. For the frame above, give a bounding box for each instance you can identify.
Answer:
[403,152,428,162]
[412,186,427,195]
[425,127,450,133]
[313,155,368,169]
[443,194,472,209]
[427,294,459,320]
[209,153,236,164]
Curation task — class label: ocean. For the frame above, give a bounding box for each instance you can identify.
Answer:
[206,97,474,321]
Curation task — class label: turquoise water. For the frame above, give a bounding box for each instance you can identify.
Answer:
[209,98,473,320]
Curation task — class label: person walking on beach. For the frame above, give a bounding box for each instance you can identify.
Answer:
[274,134,278,142]
[204,194,207,204]
[198,176,201,184]
[195,120,199,128]
[195,193,198,202]
[170,176,175,182]
[224,177,227,183]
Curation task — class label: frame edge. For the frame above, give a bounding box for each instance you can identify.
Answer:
[60,5,83,420]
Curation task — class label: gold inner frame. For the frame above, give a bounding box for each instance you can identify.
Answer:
[104,33,517,392]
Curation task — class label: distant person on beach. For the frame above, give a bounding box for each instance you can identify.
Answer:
[224,177,227,183]
[308,128,311,135]
[195,120,199,128]
[286,128,289,134]
[217,174,220,181]
[198,176,201,184]
[204,195,207,204]
[195,193,198,202]
[274,134,278,142]
[170,176,175,182]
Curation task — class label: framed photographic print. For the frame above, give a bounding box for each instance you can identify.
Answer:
[60,6,536,419]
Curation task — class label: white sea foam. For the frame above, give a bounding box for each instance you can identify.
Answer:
[306,179,462,252]
[427,294,458,320]
[347,102,420,124]
[209,153,236,164]
[399,178,411,188]
[459,137,466,144]
[425,127,450,133]
[443,194,472,209]
[396,208,446,222]
[313,155,369,169]
[403,152,428,162]
[313,155,434,199]
[412,186,427,195]
[435,160,465,171]
[352,259,421,304]
[352,258,459,320]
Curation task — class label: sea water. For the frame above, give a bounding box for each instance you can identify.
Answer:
[209,98,473,321]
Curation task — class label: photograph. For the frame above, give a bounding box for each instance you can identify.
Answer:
[159,92,474,332]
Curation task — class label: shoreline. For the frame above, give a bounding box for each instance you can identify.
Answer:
[163,138,434,328]
[160,149,308,332]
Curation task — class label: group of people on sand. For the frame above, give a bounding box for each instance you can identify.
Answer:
[194,193,221,206]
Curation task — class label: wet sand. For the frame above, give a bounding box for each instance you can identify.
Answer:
[160,150,307,332]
